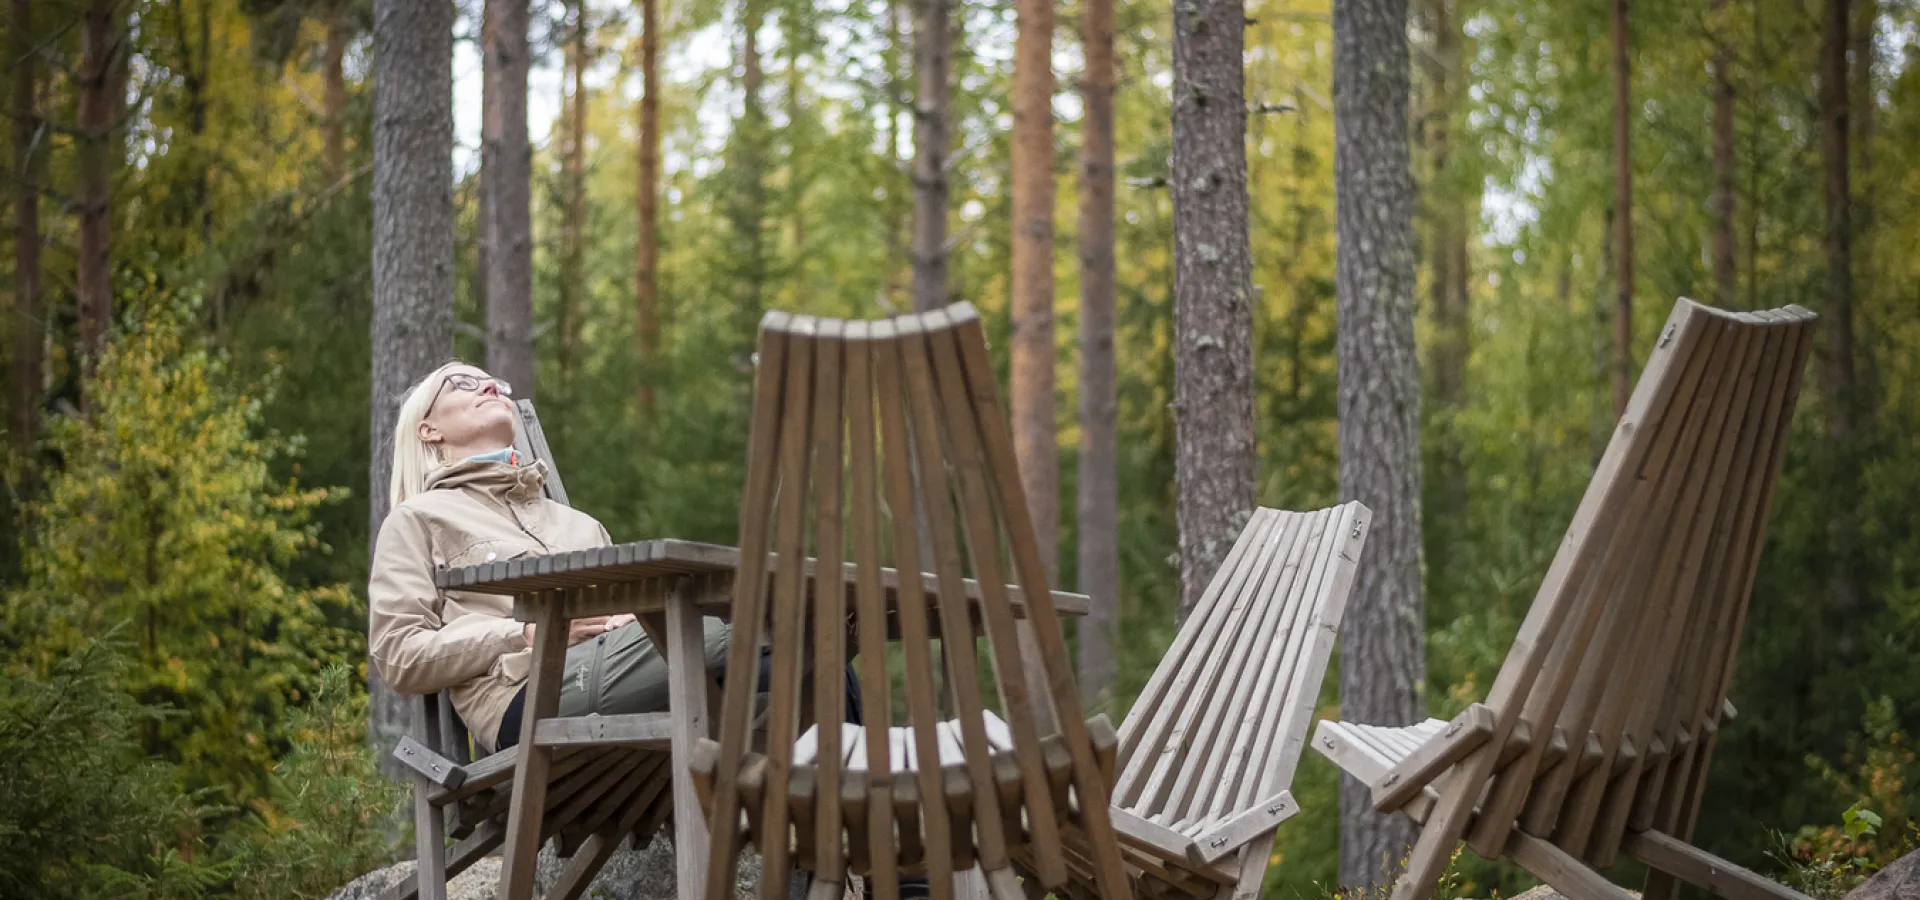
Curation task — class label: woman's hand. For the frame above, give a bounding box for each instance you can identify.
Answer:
[523,613,639,648]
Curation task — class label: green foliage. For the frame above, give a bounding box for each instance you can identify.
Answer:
[0,630,227,900]
[1772,698,1920,898]
[227,665,405,900]
[6,304,358,808]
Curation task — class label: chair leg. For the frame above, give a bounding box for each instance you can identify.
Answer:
[412,784,449,900]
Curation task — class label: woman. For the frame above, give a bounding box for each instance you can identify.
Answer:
[367,362,730,752]
[368,362,910,896]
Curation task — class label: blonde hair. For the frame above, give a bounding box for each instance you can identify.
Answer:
[388,361,472,511]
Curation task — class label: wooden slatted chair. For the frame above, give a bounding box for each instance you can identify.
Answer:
[385,399,678,900]
[1314,300,1818,900]
[1048,503,1368,900]
[691,303,1136,900]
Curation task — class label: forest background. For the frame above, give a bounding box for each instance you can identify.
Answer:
[2,0,1919,897]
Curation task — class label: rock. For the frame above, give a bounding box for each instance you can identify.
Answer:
[325,840,842,900]
[1848,849,1920,900]
[1506,885,1639,900]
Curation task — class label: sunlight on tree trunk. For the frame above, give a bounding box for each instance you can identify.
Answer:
[1011,0,1058,585]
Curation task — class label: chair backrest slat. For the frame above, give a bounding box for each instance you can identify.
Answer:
[702,304,1131,900]
[1465,302,1726,853]
[1161,509,1326,827]
[1111,501,1366,838]
[1443,300,1814,864]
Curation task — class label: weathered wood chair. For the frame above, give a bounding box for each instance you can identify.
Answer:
[1055,503,1368,900]
[385,399,679,900]
[1314,300,1817,900]
[691,304,1135,900]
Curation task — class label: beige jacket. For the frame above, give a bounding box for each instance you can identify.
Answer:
[368,458,611,750]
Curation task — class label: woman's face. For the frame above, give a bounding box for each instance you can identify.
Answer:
[418,365,517,454]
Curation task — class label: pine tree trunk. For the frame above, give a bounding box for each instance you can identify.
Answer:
[1610,0,1633,416]
[787,30,805,258]
[369,0,456,770]
[635,0,660,415]
[1821,0,1861,613]
[1170,0,1257,622]
[323,0,349,175]
[1011,0,1058,582]
[1711,0,1736,307]
[910,0,952,312]
[1075,0,1118,710]
[1333,0,1425,888]
[1852,0,1873,176]
[483,0,535,399]
[559,0,588,400]
[727,0,770,338]
[11,0,41,460]
[76,0,125,386]
[1424,0,1468,555]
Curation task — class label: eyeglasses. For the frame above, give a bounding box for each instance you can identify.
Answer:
[426,373,512,416]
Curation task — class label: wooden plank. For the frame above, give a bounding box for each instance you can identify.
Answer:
[517,399,569,505]
[531,713,674,748]
[545,751,645,838]
[663,577,716,900]
[497,590,571,900]
[1168,510,1324,828]
[1191,791,1298,864]
[873,317,957,900]
[395,736,467,789]
[412,687,451,900]
[1203,506,1358,831]
[1146,511,1315,823]
[1622,830,1812,900]
[1117,511,1279,783]
[1645,313,1815,900]
[1488,309,1728,855]
[546,766,662,900]
[945,304,1133,900]
[1397,301,1714,900]
[1508,832,1636,900]
[1593,321,1770,861]
[756,315,818,900]
[703,316,794,900]
[912,310,1054,882]
[1371,704,1494,811]
[1119,511,1288,805]
[844,320,901,900]
[1596,320,1759,863]
[809,320,849,881]
[1554,318,1744,862]
[1236,502,1366,886]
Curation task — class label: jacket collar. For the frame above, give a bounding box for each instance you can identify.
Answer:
[423,457,549,504]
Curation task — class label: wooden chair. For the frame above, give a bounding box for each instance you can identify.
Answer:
[385,399,678,900]
[691,304,1136,900]
[1064,503,1369,900]
[1314,300,1818,900]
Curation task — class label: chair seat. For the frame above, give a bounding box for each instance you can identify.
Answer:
[690,711,1118,876]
